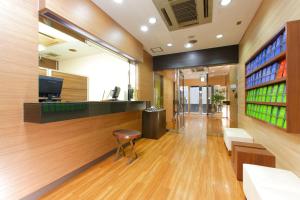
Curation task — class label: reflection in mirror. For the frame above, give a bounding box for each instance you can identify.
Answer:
[38,22,136,102]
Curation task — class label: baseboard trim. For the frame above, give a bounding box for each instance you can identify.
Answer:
[21,148,116,200]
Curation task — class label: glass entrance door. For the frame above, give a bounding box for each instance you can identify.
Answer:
[190,86,200,113]
[174,69,185,130]
[201,86,214,114]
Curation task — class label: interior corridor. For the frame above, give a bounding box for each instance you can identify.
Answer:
[42,115,244,200]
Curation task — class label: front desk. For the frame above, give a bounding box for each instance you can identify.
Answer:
[20,101,146,199]
[24,101,146,123]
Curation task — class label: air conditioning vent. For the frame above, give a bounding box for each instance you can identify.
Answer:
[161,8,173,26]
[151,47,164,53]
[153,0,213,31]
[171,0,197,24]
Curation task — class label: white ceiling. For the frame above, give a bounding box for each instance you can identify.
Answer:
[39,23,109,61]
[39,41,102,61]
[92,0,262,56]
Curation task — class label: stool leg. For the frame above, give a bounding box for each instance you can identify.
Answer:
[115,137,125,160]
[128,139,137,163]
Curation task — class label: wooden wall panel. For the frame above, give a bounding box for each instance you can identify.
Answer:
[0,1,142,199]
[39,57,58,70]
[39,0,144,62]
[158,70,175,129]
[238,0,300,175]
[208,75,227,86]
[52,71,87,101]
[228,65,238,127]
[184,75,228,87]
[137,51,154,103]
[39,67,47,76]
[184,79,206,87]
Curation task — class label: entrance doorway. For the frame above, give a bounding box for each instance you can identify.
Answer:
[181,65,230,118]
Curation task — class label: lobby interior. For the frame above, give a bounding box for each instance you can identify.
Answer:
[1,0,300,199]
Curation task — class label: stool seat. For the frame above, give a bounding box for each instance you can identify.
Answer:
[112,129,141,163]
[113,129,141,139]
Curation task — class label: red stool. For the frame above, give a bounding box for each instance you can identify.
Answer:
[113,129,141,163]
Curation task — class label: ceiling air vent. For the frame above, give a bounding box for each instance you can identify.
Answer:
[151,47,164,53]
[153,0,213,31]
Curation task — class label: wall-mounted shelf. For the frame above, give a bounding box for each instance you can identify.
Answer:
[246,102,286,106]
[246,77,286,90]
[245,20,300,133]
[245,52,286,78]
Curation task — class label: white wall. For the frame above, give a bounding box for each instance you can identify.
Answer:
[59,52,130,101]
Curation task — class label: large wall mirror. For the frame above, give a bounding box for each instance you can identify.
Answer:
[38,20,137,102]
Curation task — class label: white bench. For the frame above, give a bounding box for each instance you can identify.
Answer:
[223,128,253,152]
[243,164,300,200]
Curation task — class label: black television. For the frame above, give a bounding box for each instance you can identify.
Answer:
[39,75,63,101]
[112,86,120,100]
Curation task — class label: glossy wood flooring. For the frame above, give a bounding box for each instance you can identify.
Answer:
[41,115,244,200]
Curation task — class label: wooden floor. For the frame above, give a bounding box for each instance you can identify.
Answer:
[41,115,244,200]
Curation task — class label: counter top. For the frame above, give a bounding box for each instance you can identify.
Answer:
[24,101,146,123]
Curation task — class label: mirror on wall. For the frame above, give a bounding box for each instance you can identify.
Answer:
[38,21,137,102]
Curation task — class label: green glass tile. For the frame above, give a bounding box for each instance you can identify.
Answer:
[49,104,55,112]
[42,104,49,113]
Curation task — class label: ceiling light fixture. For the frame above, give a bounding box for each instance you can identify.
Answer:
[167,43,173,47]
[140,25,149,32]
[220,0,231,6]
[216,34,223,39]
[148,17,157,24]
[69,48,77,52]
[38,44,46,52]
[113,0,123,4]
[184,43,193,48]
[236,20,242,25]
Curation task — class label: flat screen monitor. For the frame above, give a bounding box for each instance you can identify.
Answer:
[39,75,63,101]
[112,86,120,99]
[128,88,134,100]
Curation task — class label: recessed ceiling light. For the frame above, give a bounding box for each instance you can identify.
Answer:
[140,25,149,32]
[38,44,46,52]
[220,0,231,6]
[69,48,77,52]
[216,34,223,39]
[113,0,123,4]
[167,43,173,47]
[148,17,157,24]
[184,43,193,48]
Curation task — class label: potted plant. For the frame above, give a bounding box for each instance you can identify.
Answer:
[212,90,225,113]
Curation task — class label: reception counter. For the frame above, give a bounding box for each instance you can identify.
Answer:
[24,101,146,123]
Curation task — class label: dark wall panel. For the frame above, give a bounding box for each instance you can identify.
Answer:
[153,45,239,70]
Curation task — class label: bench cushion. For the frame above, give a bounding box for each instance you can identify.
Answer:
[243,164,300,200]
[224,128,253,151]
